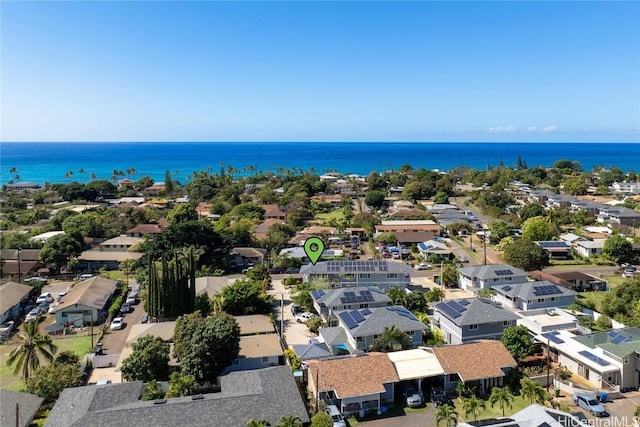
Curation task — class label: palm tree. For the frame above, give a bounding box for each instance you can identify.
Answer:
[462,395,486,422]
[276,415,302,427]
[90,172,98,181]
[6,320,57,378]
[369,325,412,352]
[387,286,405,305]
[520,377,546,404]
[246,419,270,427]
[435,403,458,427]
[489,386,514,417]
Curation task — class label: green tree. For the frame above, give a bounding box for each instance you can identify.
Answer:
[247,420,271,427]
[26,361,86,403]
[310,411,333,427]
[462,396,486,422]
[425,288,445,302]
[166,371,197,397]
[221,279,273,315]
[402,180,433,201]
[181,312,241,384]
[142,379,165,400]
[386,286,406,305]
[442,264,459,287]
[518,203,545,222]
[601,277,640,325]
[167,203,199,225]
[433,191,450,204]
[173,311,205,361]
[477,288,496,299]
[120,335,170,382]
[489,221,512,244]
[562,176,588,195]
[520,377,546,404]
[38,233,85,266]
[364,190,386,210]
[369,325,413,352]
[503,239,549,271]
[435,404,458,427]
[489,386,514,417]
[194,293,212,317]
[521,216,558,241]
[375,232,397,245]
[501,325,534,361]
[603,235,634,265]
[276,415,303,427]
[7,321,57,379]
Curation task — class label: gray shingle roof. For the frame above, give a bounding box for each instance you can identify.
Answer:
[45,367,309,427]
[300,260,413,275]
[0,390,44,427]
[292,342,333,360]
[432,298,519,326]
[458,264,528,281]
[337,305,428,337]
[493,281,577,300]
[312,286,391,308]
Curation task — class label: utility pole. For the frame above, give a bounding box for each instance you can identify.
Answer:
[546,337,551,391]
[483,233,487,265]
[280,293,284,339]
[17,247,22,283]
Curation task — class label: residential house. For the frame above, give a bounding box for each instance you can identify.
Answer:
[598,206,640,227]
[320,305,427,353]
[307,353,399,416]
[0,281,33,324]
[225,315,284,373]
[516,307,579,336]
[560,232,585,245]
[573,240,604,258]
[195,276,236,298]
[46,366,309,427]
[30,230,66,244]
[457,264,529,292]
[53,276,118,326]
[530,270,607,292]
[547,193,576,209]
[431,340,517,394]
[125,223,165,238]
[430,298,519,345]
[386,348,445,395]
[78,250,143,272]
[534,328,640,390]
[1,249,42,280]
[142,182,165,196]
[570,199,606,216]
[99,235,142,251]
[418,240,453,262]
[374,220,442,243]
[260,204,286,220]
[0,389,44,427]
[292,340,334,361]
[253,218,285,241]
[310,194,343,208]
[492,281,577,311]
[310,286,392,325]
[612,181,640,195]
[300,260,413,290]
[229,247,267,268]
[535,241,572,260]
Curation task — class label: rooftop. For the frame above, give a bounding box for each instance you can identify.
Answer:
[458,264,528,281]
[431,340,517,381]
[431,298,519,326]
[54,276,118,312]
[301,260,413,275]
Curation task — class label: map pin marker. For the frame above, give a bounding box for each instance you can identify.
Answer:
[304,237,325,265]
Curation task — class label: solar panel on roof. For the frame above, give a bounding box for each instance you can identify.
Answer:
[541,332,565,344]
[338,311,358,329]
[340,297,347,304]
[350,310,365,323]
[361,308,372,315]
[578,350,610,366]
[439,304,461,319]
[495,269,514,276]
[344,291,356,297]
[502,285,512,291]
[459,300,470,306]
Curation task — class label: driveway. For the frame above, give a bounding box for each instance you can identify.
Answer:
[99,291,144,355]
[268,278,318,348]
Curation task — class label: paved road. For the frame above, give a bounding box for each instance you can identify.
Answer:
[99,289,144,355]
[268,277,318,348]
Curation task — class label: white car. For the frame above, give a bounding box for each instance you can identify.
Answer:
[295,312,316,323]
[110,317,124,330]
[48,302,59,314]
[36,293,53,304]
[414,263,432,270]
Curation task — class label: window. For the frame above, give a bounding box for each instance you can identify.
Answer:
[624,357,629,364]
[360,273,371,279]
[387,273,398,279]
[449,373,458,381]
[469,324,478,330]
[359,303,369,309]
[262,357,270,363]
[550,297,558,301]
[537,298,545,303]
[503,321,510,326]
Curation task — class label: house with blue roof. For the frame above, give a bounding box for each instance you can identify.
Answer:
[457,264,529,292]
[417,240,453,262]
[430,298,519,345]
[535,241,572,260]
[492,281,577,310]
[318,305,427,354]
[310,286,392,325]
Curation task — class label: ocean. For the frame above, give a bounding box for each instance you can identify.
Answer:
[1,142,638,186]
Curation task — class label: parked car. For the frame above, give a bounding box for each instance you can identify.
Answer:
[141,313,149,323]
[120,303,132,314]
[78,274,95,281]
[241,266,254,274]
[290,303,302,315]
[431,387,451,407]
[285,267,300,274]
[25,309,41,323]
[404,386,423,407]
[96,379,112,385]
[325,404,347,427]
[48,302,59,314]
[268,266,286,274]
[36,293,53,304]
[110,317,124,330]
[295,312,316,323]
[458,255,469,263]
[415,263,433,270]
[126,294,138,305]
[573,393,607,417]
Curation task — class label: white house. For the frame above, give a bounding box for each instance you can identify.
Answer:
[573,240,604,258]
[457,264,528,292]
[53,276,118,326]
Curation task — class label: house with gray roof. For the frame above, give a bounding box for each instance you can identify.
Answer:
[292,340,334,361]
[0,281,33,324]
[492,281,577,311]
[0,389,44,427]
[310,286,391,325]
[45,366,309,427]
[597,206,640,227]
[458,404,589,427]
[573,239,604,258]
[319,305,427,354]
[535,240,572,259]
[53,276,118,326]
[300,260,413,290]
[457,264,529,292]
[430,298,519,345]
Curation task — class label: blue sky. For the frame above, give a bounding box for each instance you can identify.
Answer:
[1,1,639,143]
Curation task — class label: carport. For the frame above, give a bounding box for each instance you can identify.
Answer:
[387,348,445,394]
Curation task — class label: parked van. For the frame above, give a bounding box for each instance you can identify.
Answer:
[325,405,346,427]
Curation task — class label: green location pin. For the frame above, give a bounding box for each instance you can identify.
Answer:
[304,237,325,265]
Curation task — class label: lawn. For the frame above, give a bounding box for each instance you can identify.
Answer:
[315,210,344,221]
[0,334,92,391]
[454,394,531,422]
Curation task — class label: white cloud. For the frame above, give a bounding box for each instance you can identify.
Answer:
[489,125,518,133]
[542,125,558,132]
[525,126,538,132]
